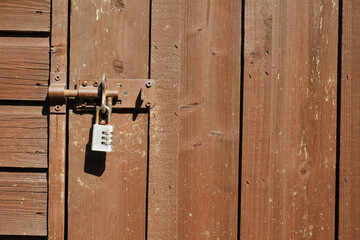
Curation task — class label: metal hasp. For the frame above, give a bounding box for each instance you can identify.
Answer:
[48,74,156,112]
[91,77,114,152]
[48,74,156,152]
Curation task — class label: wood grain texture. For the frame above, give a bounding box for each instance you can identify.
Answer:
[48,114,66,240]
[0,0,50,32]
[241,1,338,239]
[339,1,360,239]
[177,1,241,239]
[149,1,241,239]
[48,0,68,239]
[0,172,47,236]
[0,105,47,168]
[68,0,149,238]
[68,113,148,239]
[0,37,49,101]
[0,237,46,240]
[147,0,181,238]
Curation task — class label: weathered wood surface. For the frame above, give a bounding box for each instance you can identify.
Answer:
[68,113,148,239]
[48,114,66,240]
[48,0,68,239]
[0,237,46,240]
[149,1,241,239]
[339,1,360,239]
[0,105,47,168]
[0,37,49,101]
[0,0,50,32]
[177,1,241,239]
[0,172,47,236]
[68,0,149,238]
[147,0,181,238]
[241,1,338,239]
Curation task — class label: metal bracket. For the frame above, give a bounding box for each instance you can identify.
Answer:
[48,75,156,111]
[49,72,67,113]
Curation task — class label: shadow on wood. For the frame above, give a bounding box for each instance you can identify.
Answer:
[84,116,106,177]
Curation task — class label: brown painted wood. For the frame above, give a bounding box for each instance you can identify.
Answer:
[177,1,241,239]
[48,0,68,239]
[0,172,47,236]
[148,1,241,239]
[0,0,50,32]
[48,114,66,240]
[0,237,46,240]
[0,106,47,168]
[147,0,181,238]
[0,37,49,101]
[241,1,338,239]
[68,113,148,239]
[339,1,360,239]
[68,0,149,239]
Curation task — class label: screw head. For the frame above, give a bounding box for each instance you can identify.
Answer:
[55,105,61,111]
[82,81,88,87]
[93,81,99,87]
[55,75,60,81]
[146,81,152,88]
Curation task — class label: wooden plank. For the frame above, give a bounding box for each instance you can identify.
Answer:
[149,1,241,238]
[48,0,68,239]
[147,0,181,238]
[68,0,149,238]
[339,1,360,239]
[0,37,49,101]
[48,114,66,240]
[0,0,50,32]
[177,1,241,239]
[240,1,338,239]
[0,237,46,240]
[0,172,47,236]
[68,113,148,239]
[0,105,47,168]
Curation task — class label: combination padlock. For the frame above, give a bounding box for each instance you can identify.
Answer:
[91,105,114,152]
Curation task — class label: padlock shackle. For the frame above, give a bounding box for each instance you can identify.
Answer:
[95,105,111,124]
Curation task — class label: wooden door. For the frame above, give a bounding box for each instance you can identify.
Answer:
[3,0,360,240]
[67,0,149,238]
[0,0,241,239]
[66,0,241,239]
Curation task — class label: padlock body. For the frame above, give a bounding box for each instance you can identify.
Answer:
[91,124,114,152]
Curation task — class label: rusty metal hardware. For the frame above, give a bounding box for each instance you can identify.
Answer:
[92,98,114,152]
[48,74,156,152]
[48,74,156,111]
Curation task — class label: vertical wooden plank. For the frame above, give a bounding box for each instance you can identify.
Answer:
[177,1,241,239]
[149,1,241,238]
[68,0,149,239]
[48,0,68,239]
[241,1,338,239]
[48,114,66,240]
[339,1,360,238]
[147,0,181,239]
[68,114,148,239]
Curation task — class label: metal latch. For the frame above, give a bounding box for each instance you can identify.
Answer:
[48,74,155,112]
[48,74,155,152]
